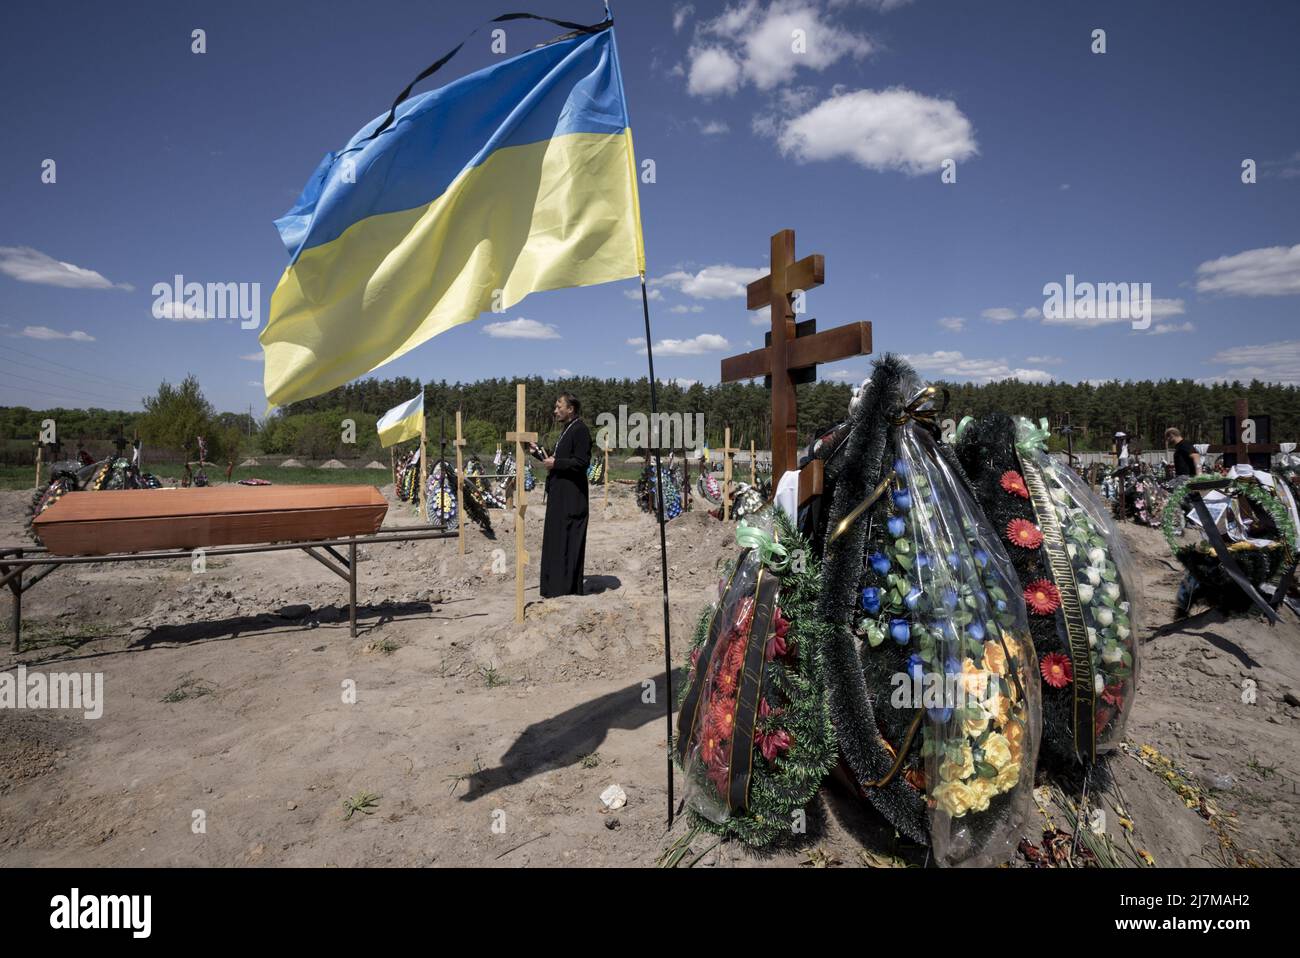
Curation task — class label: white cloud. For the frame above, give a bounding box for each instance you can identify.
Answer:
[651,264,765,299]
[626,287,662,300]
[482,318,560,339]
[687,46,742,96]
[831,0,913,9]
[981,307,1017,322]
[1196,244,1300,296]
[670,304,705,313]
[694,118,731,135]
[0,246,133,291]
[629,333,731,356]
[1025,355,1064,365]
[772,87,977,175]
[1149,321,1195,335]
[1022,306,1041,319]
[687,1,874,96]
[552,368,574,377]
[673,3,695,32]
[1040,296,1185,328]
[902,350,1053,384]
[155,299,210,321]
[1203,339,1300,385]
[938,316,965,332]
[240,352,264,361]
[20,325,95,342]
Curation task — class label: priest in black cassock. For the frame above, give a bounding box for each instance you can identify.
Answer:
[533,392,591,598]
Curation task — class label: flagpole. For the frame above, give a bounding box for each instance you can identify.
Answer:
[419,383,429,523]
[640,272,675,827]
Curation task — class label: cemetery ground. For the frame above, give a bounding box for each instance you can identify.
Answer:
[1,483,1299,867]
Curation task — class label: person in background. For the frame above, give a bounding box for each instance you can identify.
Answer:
[1166,427,1201,477]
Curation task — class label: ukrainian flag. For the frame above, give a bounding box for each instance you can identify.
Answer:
[262,20,645,408]
[376,392,425,448]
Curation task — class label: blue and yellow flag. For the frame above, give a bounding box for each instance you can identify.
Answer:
[376,392,425,448]
[262,19,645,408]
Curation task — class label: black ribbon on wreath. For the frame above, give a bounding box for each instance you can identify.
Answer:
[1184,484,1287,624]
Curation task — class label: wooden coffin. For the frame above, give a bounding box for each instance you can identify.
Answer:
[32,485,389,556]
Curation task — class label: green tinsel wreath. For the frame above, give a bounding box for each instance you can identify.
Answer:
[675,510,837,847]
[1162,476,1297,559]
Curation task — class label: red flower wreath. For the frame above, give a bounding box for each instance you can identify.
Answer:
[1024,578,1061,615]
[1000,470,1030,499]
[1006,518,1044,550]
[1040,652,1073,689]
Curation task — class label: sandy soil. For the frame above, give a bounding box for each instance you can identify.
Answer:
[1,483,1298,868]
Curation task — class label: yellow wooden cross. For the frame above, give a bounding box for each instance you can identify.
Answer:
[603,433,610,507]
[721,425,740,521]
[750,439,756,486]
[504,383,538,624]
[454,409,467,555]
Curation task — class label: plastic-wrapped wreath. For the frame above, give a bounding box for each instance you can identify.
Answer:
[815,357,1041,867]
[957,414,1140,775]
[675,510,836,845]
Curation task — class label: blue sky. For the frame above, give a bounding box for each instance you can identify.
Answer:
[1,0,1298,415]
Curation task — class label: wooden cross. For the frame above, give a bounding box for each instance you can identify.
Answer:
[454,409,467,555]
[1207,398,1279,471]
[721,425,740,521]
[504,383,537,624]
[721,229,872,505]
[750,439,756,486]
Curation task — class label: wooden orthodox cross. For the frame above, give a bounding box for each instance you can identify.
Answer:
[1207,398,1279,471]
[721,229,872,505]
[504,383,537,624]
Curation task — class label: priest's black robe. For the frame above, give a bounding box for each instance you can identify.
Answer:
[540,417,591,598]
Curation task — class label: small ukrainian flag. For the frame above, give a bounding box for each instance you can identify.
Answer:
[376,392,425,448]
[262,16,645,408]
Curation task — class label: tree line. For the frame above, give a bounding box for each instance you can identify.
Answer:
[3,373,1297,465]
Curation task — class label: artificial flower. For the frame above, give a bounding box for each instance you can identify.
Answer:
[894,457,909,477]
[700,722,728,765]
[1024,579,1062,614]
[1104,582,1121,601]
[961,658,990,698]
[983,640,1007,675]
[861,586,881,613]
[994,760,1021,792]
[1040,652,1073,688]
[1077,582,1095,604]
[708,699,736,737]
[999,470,1030,498]
[887,515,906,537]
[1084,567,1102,586]
[1088,547,1107,566]
[932,780,978,817]
[939,742,975,782]
[906,652,926,682]
[904,586,924,611]
[967,778,996,812]
[893,489,912,511]
[759,728,792,762]
[889,618,910,645]
[1006,518,1044,550]
[967,620,987,642]
[1102,644,1123,665]
[983,732,1013,770]
[1096,607,1114,627]
[870,552,891,575]
[1101,683,1125,709]
[1094,672,1105,695]
[973,548,989,568]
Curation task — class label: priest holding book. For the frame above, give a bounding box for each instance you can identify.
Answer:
[532,392,591,598]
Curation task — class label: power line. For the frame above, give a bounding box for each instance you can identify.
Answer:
[0,380,140,410]
[0,354,141,403]
[0,341,149,393]
[0,366,143,408]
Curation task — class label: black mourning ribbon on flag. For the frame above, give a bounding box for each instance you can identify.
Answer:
[360,12,615,145]
[1186,487,1282,624]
